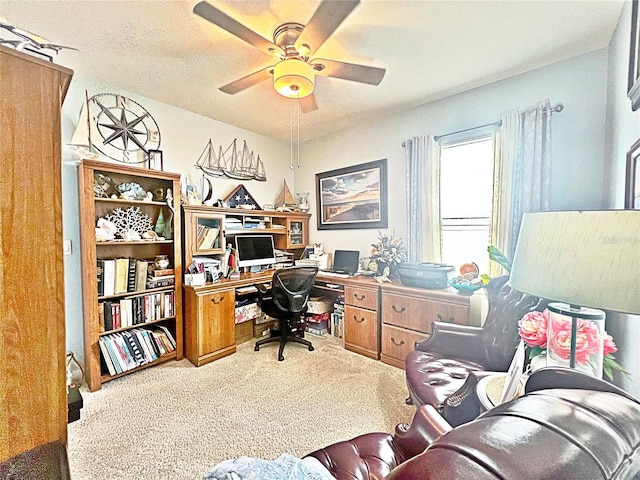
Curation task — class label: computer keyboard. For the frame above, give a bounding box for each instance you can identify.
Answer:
[320,271,350,278]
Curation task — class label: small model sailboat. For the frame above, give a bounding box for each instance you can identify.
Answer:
[67,91,100,160]
[274,179,296,209]
[195,138,227,177]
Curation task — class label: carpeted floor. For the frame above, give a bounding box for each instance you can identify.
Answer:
[68,335,415,480]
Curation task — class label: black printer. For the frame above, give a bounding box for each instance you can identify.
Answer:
[397,262,455,289]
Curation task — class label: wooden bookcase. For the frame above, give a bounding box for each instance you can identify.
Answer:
[0,45,73,462]
[78,160,183,391]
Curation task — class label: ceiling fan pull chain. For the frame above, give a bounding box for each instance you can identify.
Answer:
[289,96,294,170]
[297,93,301,168]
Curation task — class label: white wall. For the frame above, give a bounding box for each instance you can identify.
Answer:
[296,49,609,257]
[603,0,640,397]
[61,75,292,364]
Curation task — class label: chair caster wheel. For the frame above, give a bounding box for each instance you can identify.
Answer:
[254,346,260,352]
[278,355,284,361]
[405,397,414,405]
[308,346,314,352]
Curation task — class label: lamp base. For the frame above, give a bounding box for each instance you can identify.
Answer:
[546,302,605,378]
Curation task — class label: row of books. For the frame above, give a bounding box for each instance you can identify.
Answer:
[99,291,175,331]
[332,298,345,339]
[97,257,175,297]
[196,225,220,250]
[99,326,176,376]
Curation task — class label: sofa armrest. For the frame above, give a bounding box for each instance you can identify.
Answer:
[414,322,484,359]
[392,404,452,459]
[525,367,640,403]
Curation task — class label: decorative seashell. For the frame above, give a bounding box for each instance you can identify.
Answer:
[123,229,141,241]
[97,218,118,236]
[142,231,159,240]
[117,182,147,200]
[95,228,111,242]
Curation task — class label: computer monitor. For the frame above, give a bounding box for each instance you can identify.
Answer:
[235,235,276,269]
[332,250,360,274]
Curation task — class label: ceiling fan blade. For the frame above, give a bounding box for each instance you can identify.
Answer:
[300,94,318,113]
[295,0,360,56]
[312,58,385,85]
[219,66,274,95]
[193,1,281,56]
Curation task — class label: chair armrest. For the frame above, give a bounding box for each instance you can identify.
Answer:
[525,367,640,403]
[392,404,453,459]
[414,321,484,358]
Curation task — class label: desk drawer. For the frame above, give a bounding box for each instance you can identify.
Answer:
[344,305,378,357]
[344,286,378,310]
[380,324,427,369]
[381,293,469,332]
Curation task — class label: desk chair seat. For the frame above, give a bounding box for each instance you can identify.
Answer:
[254,266,318,361]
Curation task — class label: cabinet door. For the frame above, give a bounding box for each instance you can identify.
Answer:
[380,324,426,369]
[287,219,305,247]
[198,289,235,356]
[344,305,378,359]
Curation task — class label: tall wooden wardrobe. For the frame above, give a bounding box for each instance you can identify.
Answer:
[0,45,73,466]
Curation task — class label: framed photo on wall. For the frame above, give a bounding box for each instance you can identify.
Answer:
[625,137,640,209]
[315,159,388,230]
[147,149,163,171]
[628,0,640,111]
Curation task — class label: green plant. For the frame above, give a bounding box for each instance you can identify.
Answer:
[488,245,512,272]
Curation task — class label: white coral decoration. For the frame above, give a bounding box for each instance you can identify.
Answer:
[104,206,153,237]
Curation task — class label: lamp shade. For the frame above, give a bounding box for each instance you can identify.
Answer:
[509,210,640,314]
[273,59,315,98]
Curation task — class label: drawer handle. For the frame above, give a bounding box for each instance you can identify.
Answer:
[211,297,224,305]
[390,337,405,346]
[353,315,365,323]
[437,313,455,323]
[353,293,366,301]
[392,305,406,314]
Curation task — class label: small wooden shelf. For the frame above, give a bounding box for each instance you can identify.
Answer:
[95,197,168,206]
[98,316,176,336]
[96,240,174,246]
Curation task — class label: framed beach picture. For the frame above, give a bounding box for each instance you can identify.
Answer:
[625,137,640,209]
[316,159,388,230]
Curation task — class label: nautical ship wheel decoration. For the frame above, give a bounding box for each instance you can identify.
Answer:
[88,93,161,164]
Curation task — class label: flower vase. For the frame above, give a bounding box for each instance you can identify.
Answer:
[546,303,605,378]
[529,354,547,372]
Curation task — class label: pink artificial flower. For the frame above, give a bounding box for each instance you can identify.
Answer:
[548,317,602,365]
[518,310,548,348]
[603,333,617,356]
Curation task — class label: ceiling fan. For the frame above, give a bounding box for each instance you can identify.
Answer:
[193,0,386,112]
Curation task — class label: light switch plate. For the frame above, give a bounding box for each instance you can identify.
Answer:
[63,239,72,255]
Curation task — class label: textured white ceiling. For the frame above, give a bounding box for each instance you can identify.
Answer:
[1,0,624,142]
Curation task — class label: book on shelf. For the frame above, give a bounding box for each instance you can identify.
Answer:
[135,259,149,291]
[114,258,129,294]
[101,259,116,296]
[97,262,104,297]
[197,226,220,250]
[126,258,137,293]
[147,266,173,277]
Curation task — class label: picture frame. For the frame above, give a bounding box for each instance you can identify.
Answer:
[147,149,163,171]
[625,137,640,209]
[628,0,640,111]
[316,159,388,230]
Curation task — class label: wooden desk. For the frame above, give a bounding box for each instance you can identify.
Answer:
[183,271,485,367]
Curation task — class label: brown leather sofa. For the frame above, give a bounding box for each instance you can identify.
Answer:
[305,368,640,480]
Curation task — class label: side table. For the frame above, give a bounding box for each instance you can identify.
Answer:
[476,373,525,412]
[68,385,83,423]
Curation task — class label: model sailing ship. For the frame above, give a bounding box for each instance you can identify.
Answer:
[195,138,266,182]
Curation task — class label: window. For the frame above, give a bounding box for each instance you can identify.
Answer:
[439,133,496,274]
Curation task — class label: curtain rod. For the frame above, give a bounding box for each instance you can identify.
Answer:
[401,102,564,148]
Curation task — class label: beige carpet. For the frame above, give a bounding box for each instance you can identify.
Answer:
[68,335,415,479]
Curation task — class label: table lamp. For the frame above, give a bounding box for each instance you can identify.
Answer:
[509,210,640,378]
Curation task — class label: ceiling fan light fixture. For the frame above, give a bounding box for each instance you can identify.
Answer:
[273,59,315,98]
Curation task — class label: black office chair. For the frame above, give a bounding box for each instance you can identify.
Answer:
[254,266,318,361]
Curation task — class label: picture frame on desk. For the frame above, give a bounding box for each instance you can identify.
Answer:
[316,159,388,230]
[147,149,163,171]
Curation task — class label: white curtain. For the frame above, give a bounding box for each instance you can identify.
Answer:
[404,135,441,262]
[492,100,553,265]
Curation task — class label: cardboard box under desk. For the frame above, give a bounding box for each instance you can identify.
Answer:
[235,302,261,324]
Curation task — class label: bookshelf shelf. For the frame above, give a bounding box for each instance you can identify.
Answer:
[78,160,183,391]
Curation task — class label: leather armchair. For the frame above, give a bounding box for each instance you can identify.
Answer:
[404,276,547,415]
[306,369,640,480]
